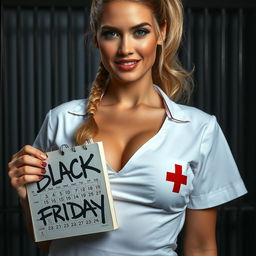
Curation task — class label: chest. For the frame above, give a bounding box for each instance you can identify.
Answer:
[107,133,197,213]
[93,106,166,172]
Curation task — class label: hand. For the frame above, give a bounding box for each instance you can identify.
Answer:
[8,145,48,200]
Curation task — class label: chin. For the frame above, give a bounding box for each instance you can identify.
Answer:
[113,75,146,85]
[109,68,152,85]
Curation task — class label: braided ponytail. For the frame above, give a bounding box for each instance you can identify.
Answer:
[75,0,193,144]
[88,0,193,104]
[75,63,109,145]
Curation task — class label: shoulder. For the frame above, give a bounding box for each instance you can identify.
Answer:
[48,98,88,134]
[166,96,215,130]
[177,103,214,125]
[50,99,88,119]
[36,99,88,148]
[162,95,219,146]
[154,85,214,127]
[170,102,218,142]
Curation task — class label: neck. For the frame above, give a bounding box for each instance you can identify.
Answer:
[102,76,159,109]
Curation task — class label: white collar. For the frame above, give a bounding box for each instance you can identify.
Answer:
[153,85,190,123]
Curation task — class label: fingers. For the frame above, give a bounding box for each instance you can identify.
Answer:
[7,145,48,199]
[12,145,47,161]
[9,165,46,179]
[8,159,46,188]
[10,173,43,188]
[9,154,46,170]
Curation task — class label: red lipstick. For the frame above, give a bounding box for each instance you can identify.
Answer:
[115,59,141,71]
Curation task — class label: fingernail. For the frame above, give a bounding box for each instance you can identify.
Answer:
[41,169,46,174]
[41,162,47,168]
[39,176,44,180]
[40,154,47,160]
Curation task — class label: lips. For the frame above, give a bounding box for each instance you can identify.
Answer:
[115,59,141,71]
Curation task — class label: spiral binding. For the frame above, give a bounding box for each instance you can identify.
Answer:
[59,144,88,155]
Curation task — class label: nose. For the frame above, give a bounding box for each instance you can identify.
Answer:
[118,35,133,56]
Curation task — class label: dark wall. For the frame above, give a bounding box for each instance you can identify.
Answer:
[1,1,255,255]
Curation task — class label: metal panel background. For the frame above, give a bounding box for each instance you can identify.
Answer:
[1,1,255,255]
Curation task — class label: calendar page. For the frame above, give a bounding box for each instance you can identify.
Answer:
[26,142,118,242]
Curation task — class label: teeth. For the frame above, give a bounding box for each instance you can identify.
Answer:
[121,62,136,66]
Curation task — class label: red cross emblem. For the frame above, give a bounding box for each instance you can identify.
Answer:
[166,164,187,193]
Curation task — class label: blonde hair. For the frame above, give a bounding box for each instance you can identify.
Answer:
[75,0,193,145]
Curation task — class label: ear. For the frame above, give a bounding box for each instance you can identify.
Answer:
[157,20,167,45]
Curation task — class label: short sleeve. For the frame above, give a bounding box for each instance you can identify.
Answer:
[33,110,54,152]
[187,115,247,209]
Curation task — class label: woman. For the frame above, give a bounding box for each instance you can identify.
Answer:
[8,0,247,255]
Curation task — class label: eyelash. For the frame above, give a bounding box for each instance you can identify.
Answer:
[101,29,150,39]
[134,29,150,37]
[101,31,119,39]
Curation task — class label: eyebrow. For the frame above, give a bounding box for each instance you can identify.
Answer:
[100,22,152,31]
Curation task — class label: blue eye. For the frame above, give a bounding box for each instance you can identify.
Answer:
[134,29,150,37]
[101,31,119,39]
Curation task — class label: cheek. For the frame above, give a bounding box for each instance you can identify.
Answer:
[98,43,117,73]
[99,42,117,61]
[138,39,158,61]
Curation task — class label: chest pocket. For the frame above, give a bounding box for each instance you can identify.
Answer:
[153,159,195,213]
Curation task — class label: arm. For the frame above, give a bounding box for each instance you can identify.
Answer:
[8,145,52,253]
[183,207,218,256]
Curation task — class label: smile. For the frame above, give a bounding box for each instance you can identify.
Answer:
[115,59,141,71]
[122,62,137,66]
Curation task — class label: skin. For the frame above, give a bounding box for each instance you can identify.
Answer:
[184,208,218,256]
[8,1,217,254]
[94,1,167,172]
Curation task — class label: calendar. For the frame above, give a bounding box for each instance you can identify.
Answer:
[26,142,118,242]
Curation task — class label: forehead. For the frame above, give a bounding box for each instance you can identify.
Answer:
[100,1,154,27]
